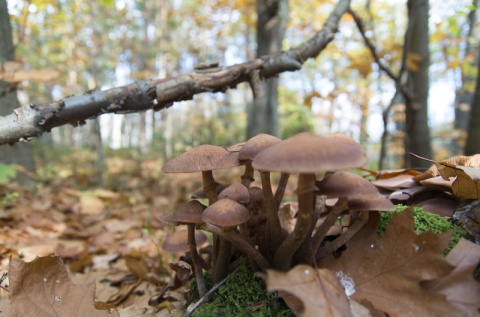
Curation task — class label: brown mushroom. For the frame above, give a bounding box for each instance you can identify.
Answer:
[253,132,367,270]
[162,144,240,204]
[159,200,207,296]
[315,171,379,197]
[162,144,240,283]
[202,198,250,278]
[201,198,268,279]
[238,133,281,187]
[238,134,288,252]
[218,182,250,204]
[162,229,207,254]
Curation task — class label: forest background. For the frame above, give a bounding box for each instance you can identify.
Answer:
[2,0,480,188]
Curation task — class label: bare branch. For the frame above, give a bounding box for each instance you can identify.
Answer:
[0,0,351,146]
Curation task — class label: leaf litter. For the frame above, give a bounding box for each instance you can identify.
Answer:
[0,155,479,316]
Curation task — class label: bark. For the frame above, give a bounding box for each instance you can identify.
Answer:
[246,0,288,138]
[0,0,36,186]
[404,0,432,168]
[453,0,479,154]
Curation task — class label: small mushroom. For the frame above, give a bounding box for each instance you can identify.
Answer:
[218,182,250,204]
[162,229,207,254]
[315,171,379,197]
[162,144,240,285]
[238,133,281,187]
[200,198,269,273]
[159,200,207,296]
[162,144,240,204]
[238,134,287,253]
[201,198,251,282]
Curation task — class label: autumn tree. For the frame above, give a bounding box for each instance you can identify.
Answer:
[464,56,480,155]
[452,0,479,154]
[247,0,289,138]
[405,0,432,168]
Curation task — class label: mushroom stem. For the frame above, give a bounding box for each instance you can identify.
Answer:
[199,223,271,271]
[260,171,283,255]
[187,224,207,297]
[293,195,325,265]
[201,170,221,278]
[273,173,316,271]
[239,222,260,271]
[316,210,369,260]
[311,197,348,254]
[241,161,255,188]
[274,172,290,209]
[201,171,219,204]
[213,239,232,283]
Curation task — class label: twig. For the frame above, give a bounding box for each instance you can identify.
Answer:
[184,266,241,317]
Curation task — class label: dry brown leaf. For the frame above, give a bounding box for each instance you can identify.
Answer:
[319,209,463,316]
[437,164,480,200]
[424,238,480,315]
[266,264,353,317]
[371,174,416,190]
[80,195,105,215]
[412,154,480,182]
[2,254,118,316]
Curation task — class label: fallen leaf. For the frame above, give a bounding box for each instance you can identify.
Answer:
[80,195,105,215]
[437,164,480,200]
[266,264,353,317]
[2,254,118,316]
[372,174,416,190]
[415,197,457,217]
[319,209,463,316]
[424,238,480,315]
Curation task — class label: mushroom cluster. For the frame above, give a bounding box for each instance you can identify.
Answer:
[159,132,394,296]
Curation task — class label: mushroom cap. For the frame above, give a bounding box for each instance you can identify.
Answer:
[348,194,395,211]
[218,183,250,203]
[248,186,264,202]
[201,198,250,227]
[252,132,367,174]
[162,230,208,253]
[159,200,206,225]
[162,144,240,173]
[238,133,281,161]
[315,171,379,197]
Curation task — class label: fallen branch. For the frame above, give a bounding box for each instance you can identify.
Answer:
[0,0,351,146]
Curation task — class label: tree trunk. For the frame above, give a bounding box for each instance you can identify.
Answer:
[404,0,432,168]
[0,0,36,186]
[247,0,289,138]
[465,58,480,155]
[453,0,478,154]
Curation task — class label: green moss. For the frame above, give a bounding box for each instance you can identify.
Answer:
[378,205,468,255]
[190,263,294,317]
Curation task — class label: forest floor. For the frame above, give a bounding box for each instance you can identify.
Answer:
[0,151,478,316]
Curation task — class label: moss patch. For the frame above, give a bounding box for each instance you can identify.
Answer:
[191,263,294,317]
[378,205,468,255]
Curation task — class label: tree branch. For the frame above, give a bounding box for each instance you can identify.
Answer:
[0,0,351,146]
